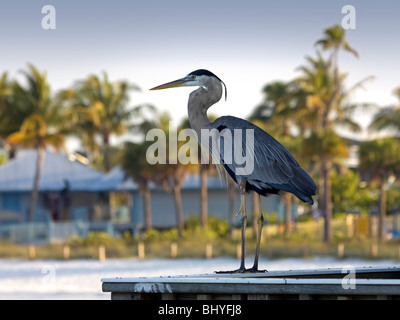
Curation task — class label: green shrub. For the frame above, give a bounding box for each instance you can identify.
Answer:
[141,228,179,242]
[68,232,116,246]
[184,216,230,239]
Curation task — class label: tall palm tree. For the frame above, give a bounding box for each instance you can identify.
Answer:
[7,115,65,221]
[1,66,61,159]
[295,51,372,242]
[153,112,198,237]
[302,129,347,241]
[122,141,156,231]
[315,24,362,130]
[369,87,400,134]
[359,138,400,241]
[315,24,359,72]
[62,72,140,171]
[296,55,342,235]
[6,65,65,221]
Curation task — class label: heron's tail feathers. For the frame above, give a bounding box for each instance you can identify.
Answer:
[285,167,317,205]
[253,166,317,205]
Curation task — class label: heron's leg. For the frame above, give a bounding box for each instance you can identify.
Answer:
[238,193,247,272]
[248,194,266,272]
[216,179,247,274]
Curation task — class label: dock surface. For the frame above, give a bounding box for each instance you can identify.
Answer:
[102,266,400,300]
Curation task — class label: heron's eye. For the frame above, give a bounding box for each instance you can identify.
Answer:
[191,75,196,79]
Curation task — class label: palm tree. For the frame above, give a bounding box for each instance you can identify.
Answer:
[296,54,362,129]
[7,115,65,221]
[122,141,156,231]
[359,138,400,241]
[1,66,60,158]
[369,87,400,134]
[154,112,198,237]
[295,51,372,242]
[302,129,348,241]
[315,24,362,131]
[315,24,359,75]
[62,72,141,171]
[5,65,65,222]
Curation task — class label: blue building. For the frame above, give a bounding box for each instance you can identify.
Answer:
[0,149,113,223]
[0,149,283,242]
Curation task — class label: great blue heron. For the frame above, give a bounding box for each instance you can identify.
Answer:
[150,69,316,273]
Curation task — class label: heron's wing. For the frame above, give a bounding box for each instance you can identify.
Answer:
[209,116,316,203]
[210,116,297,184]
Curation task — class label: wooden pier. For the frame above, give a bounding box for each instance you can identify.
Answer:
[102,266,400,300]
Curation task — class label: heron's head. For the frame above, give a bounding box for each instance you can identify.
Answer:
[150,69,227,100]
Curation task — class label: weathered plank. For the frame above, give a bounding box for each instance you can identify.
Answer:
[103,277,400,295]
[101,266,400,300]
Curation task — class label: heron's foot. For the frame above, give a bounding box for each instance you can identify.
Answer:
[215,267,247,274]
[244,267,268,273]
[215,267,267,274]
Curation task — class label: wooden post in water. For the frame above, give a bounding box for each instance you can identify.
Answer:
[236,244,241,260]
[138,242,145,259]
[338,243,345,259]
[303,246,310,260]
[170,243,178,258]
[99,244,106,262]
[371,243,378,258]
[63,245,70,260]
[206,243,213,259]
[267,245,273,259]
[28,245,35,260]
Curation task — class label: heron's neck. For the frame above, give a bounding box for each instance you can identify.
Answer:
[187,83,222,137]
[188,101,211,136]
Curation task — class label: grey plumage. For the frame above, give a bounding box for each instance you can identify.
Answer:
[211,115,316,204]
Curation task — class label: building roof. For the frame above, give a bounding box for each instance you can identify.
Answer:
[0,149,104,192]
[0,149,230,193]
[94,166,138,191]
[181,172,227,189]
[97,167,228,191]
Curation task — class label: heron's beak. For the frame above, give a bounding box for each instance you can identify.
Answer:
[150,77,192,90]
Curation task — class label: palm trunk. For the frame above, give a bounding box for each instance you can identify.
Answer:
[252,191,259,240]
[283,192,291,235]
[28,147,45,222]
[7,144,17,159]
[173,184,184,237]
[321,159,332,243]
[143,183,152,231]
[200,165,208,228]
[378,175,386,241]
[103,131,110,172]
[228,179,236,238]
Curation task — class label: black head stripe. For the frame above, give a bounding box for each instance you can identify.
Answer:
[188,69,221,81]
[188,69,227,101]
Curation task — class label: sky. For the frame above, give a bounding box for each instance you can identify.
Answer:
[1,0,400,148]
